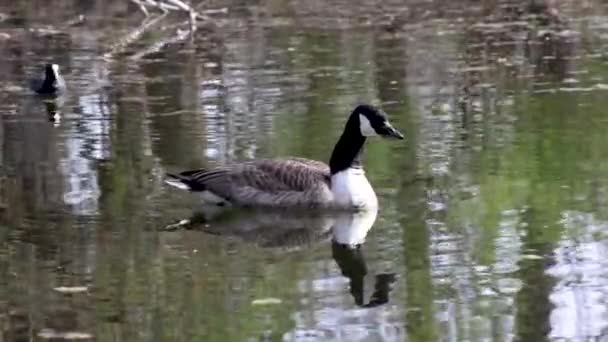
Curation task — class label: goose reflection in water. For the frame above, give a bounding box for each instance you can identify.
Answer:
[43,98,62,125]
[164,208,396,307]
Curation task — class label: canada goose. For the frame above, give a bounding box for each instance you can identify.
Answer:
[165,104,404,210]
[29,64,66,95]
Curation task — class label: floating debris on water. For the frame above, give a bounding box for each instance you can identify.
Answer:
[521,254,543,260]
[252,297,282,306]
[53,286,88,294]
[38,329,93,340]
[533,83,608,94]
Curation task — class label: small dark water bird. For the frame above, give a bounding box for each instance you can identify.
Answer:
[29,63,66,95]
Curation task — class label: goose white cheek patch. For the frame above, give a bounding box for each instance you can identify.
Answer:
[52,64,60,78]
[359,114,377,136]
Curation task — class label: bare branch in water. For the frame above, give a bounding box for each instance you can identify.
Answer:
[130,26,191,61]
[165,0,192,12]
[132,0,202,17]
[131,0,150,17]
[104,0,206,60]
[103,13,167,59]
[144,0,178,12]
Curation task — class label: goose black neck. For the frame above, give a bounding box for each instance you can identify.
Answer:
[329,118,366,175]
[43,67,57,88]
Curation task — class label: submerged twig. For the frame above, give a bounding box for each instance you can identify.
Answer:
[165,0,191,12]
[131,0,150,16]
[144,0,178,12]
[130,26,191,60]
[132,0,202,18]
[104,0,203,60]
[128,1,199,60]
[103,13,167,59]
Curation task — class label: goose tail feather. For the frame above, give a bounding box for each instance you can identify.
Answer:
[165,173,195,191]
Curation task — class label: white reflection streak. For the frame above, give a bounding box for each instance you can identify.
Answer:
[547,211,608,340]
[406,23,465,340]
[202,16,284,163]
[60,92,110,215]
[201,102,225,161]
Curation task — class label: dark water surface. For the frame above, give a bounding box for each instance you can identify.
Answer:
[2,0,608,341]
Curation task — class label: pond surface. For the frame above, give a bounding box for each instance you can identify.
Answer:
[2,0,608,341]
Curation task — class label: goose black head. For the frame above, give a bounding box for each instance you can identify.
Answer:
[44,64,60,82]
[352,104,404,140]
[330,104,404,174]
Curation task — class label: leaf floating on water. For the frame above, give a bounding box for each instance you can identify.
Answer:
[38,329,93,340]
[252,297,282,306]
[53,286,88,294]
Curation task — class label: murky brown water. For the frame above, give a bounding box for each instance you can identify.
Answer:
[2,0,608,341]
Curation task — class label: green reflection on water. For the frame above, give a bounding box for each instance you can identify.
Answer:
[2,1,608,341]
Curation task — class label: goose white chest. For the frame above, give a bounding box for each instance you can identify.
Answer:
[330,168,378,209]
[332,209,378,245]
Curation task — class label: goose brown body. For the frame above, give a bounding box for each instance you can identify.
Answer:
[167,158,334,208]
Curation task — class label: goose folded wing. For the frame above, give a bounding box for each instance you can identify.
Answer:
[180,159,331,205]
[252,159,330,190]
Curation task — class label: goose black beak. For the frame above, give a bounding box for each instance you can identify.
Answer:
[379,122,404,140]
